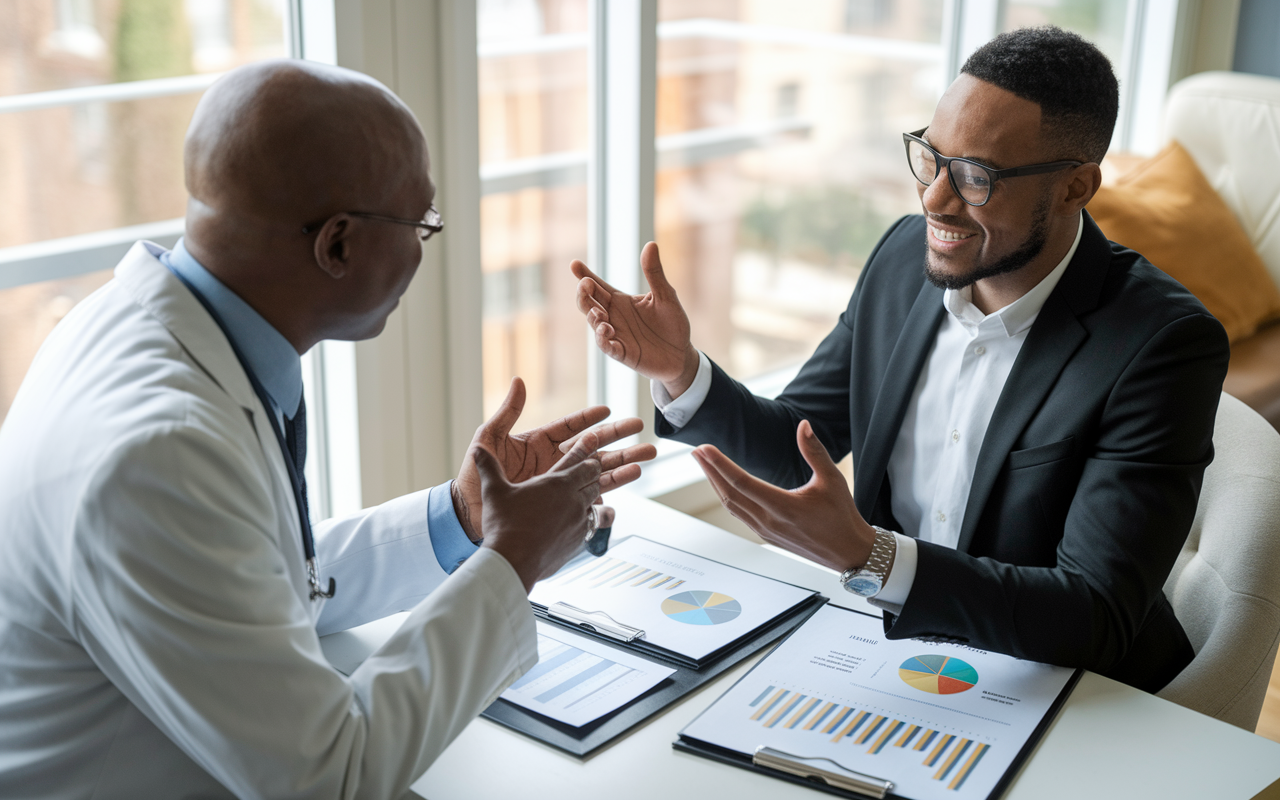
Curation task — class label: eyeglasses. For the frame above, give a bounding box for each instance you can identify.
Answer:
[301,205,444,241]
[903,128,1083,207]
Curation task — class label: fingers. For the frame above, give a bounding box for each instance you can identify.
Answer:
[570,260,619,295]
[600,463,643,492]
[480,377,526,441]
[796,420,841,484]
[551,430,601,473]
[537,405,611,446]
[691,446,769,531]
[694,444,777,501]
[576,276,612,317]
[558,417,646,453]
[598,442,658,472]
[640,242,676,302]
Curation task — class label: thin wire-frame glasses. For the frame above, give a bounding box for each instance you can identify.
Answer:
[903,128,1082,207]
[301,205,444,241]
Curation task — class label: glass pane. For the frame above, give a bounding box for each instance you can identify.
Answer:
[0,93,200,248]
[1,0,288,97]
[998,0,1129,67]
[0,270,114,425]
[655,0,946,382]
[478,0,590,433]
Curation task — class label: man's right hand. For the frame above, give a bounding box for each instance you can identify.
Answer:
[474,432,614,593]
[572,242,701,399]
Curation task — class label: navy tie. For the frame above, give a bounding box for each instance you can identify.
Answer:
[283,397,309,523]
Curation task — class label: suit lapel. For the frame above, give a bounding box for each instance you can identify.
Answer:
[854,280,946,514]
[955,214,1111,552]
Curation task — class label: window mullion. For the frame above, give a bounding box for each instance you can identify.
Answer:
[588,0,657,434]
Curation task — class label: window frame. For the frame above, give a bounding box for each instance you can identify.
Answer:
[0,0,1224,520]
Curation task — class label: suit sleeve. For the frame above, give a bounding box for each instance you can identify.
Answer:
[885,312,1229,683]
[69,422,537,800]
[657,216,916,489]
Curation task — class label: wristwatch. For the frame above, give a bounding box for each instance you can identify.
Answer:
[839,526,897,597]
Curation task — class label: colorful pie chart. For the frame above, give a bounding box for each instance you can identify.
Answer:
[661,590,742,625]
[899,655,979,695]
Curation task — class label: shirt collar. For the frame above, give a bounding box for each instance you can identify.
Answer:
[942,213,1084,337]
[162,238,304,419]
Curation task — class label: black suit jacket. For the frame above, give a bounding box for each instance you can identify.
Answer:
[660,212,1230,693]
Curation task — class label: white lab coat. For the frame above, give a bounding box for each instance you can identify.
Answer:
[0,242,537,799]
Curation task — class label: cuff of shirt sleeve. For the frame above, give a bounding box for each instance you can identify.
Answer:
[428,482,480,575]
[649,350,713,430]
[866,533,917,616]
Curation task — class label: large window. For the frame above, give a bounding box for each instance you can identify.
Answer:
[0,0,288,424]
[653,0,945,385]
[0,0,1220,516]
[478,0,592,432]
[474,0,1177,465]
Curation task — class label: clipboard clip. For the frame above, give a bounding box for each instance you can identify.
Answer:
[547,602,645,643]
[752,746,894,799]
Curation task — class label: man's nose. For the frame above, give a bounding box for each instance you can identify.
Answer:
[920,166,967,216]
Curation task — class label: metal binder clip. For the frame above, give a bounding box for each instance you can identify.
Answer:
[752,746,894,799]
[547,602,644,643]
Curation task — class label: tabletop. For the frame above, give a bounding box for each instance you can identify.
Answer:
[319,492,1280,800]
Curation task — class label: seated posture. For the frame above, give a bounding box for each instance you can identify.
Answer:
[574,27,1229,693]
[0,61,653,798]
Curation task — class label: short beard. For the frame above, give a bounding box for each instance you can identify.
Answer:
[924,197,1051,291]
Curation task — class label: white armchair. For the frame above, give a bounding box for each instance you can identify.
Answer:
[1159,393,1280,729]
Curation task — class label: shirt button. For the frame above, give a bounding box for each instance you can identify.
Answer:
[937,511,947,522]
[951,430,960,443]
[975,346,986,356]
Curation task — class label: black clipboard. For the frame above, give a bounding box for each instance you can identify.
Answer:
[672,605,1083,800]
[480,536,828,757]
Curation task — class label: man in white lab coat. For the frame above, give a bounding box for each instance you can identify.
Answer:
[0,60,653,799]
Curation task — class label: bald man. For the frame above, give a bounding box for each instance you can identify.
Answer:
[0,61,653,799]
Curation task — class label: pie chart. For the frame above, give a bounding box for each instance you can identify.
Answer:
[661,590,742,625]
[899,655,979,695]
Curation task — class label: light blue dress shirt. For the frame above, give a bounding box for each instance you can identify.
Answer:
[162,239,478,574]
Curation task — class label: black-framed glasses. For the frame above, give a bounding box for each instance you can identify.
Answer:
[301,205,444,241]
[903,128,1083,207]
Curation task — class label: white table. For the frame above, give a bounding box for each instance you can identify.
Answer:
[320,492,1280,800]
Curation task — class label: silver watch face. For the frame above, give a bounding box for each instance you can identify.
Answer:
[843,572,883,597]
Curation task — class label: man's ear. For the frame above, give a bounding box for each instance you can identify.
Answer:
[1060,163,1102,216]
[313,214,354,279]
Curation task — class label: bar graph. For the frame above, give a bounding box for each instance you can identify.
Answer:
[551,555,687,592]
[746,686,992,791]
[508,636,635,707]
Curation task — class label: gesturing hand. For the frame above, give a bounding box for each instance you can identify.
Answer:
[453,377,657,541]
[572,242,701,398]
[691,420,876,573]
[475,432,616,592]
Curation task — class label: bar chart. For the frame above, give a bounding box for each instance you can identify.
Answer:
[499,626,675,727]
[746,685,992,791]
[551,554,687,592]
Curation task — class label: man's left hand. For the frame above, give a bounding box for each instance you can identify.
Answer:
[453,377,657,541]
[692,419,876,572]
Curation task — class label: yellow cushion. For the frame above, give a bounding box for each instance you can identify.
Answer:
[1089,141,1280,343]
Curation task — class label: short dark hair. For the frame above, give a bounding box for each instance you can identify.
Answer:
[961,26,1119,164]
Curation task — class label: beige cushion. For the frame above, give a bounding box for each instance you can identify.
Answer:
[1089,141,1280,343]
[1159,393,1280,729]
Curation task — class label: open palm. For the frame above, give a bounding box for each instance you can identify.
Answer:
[571,242,698,390]
[453,377,656,540]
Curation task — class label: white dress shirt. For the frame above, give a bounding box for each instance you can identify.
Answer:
[656,215,1083,612]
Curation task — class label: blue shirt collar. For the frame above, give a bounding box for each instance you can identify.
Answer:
[162,238,304,419]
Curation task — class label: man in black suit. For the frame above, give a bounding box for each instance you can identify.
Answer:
[570,27,1229,693]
